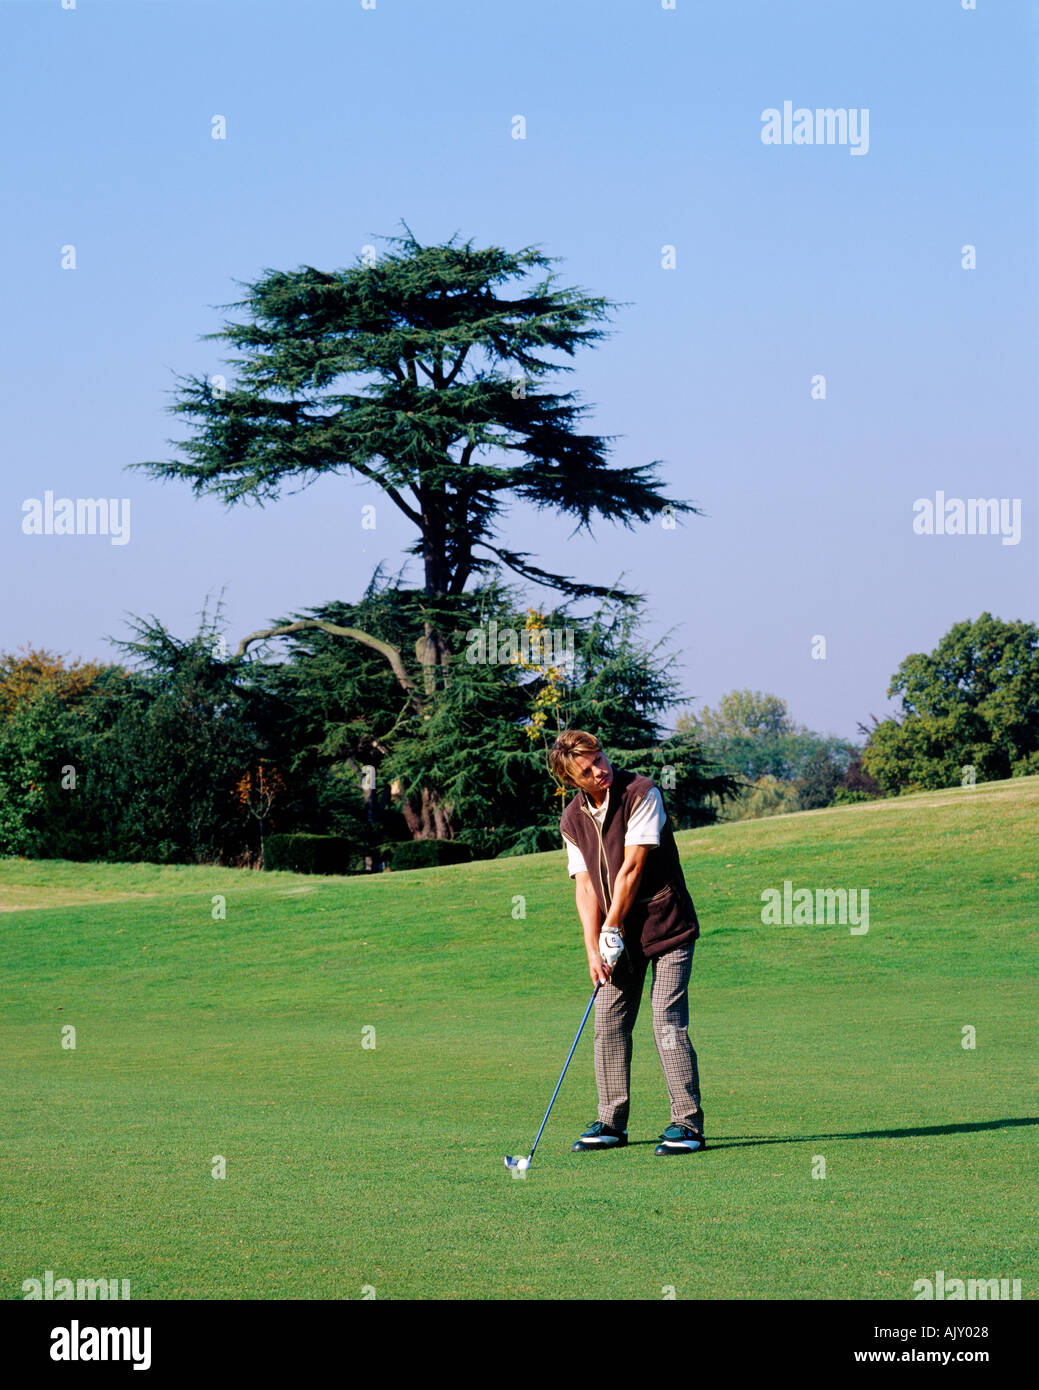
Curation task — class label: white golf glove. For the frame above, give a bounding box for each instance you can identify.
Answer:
[599,929,625,969]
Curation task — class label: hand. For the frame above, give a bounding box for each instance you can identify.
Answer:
[588,953,611,986]
[598,928,625,969]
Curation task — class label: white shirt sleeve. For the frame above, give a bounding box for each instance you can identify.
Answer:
[624,785,666,846]
[563,835,589,879]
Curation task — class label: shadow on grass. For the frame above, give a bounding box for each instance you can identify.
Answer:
[638,1116,1038,1151]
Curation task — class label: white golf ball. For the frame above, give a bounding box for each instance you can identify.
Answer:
[517,1158,529,1170]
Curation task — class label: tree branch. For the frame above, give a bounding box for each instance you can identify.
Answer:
[376,696,417,746]
[231,620,421,712]
[350,457,423,526]
[443,343,471,387]
[472,541,640,601]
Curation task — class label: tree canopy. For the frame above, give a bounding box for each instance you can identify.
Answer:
[128,226,699,609]
[862,613,1039,792]
[677,688,853,783]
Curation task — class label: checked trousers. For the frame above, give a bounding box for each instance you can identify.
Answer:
[594,941,705,1136]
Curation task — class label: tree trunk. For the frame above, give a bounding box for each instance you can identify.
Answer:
[400,785,452,840]
[234,615,455,840]
[412,585,453,835]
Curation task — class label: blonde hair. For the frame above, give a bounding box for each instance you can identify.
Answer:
[549,729,602,787]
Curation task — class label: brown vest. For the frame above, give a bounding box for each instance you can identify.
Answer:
[560,769,699,959]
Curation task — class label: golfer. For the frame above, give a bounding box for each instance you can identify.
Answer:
[550,729,706,1155]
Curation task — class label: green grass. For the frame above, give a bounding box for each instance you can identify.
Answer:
[1,777,1036,1300]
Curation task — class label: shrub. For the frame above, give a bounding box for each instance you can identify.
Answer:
[798,747,847,810]
[496,824,562,857]
[453,827,517,861]
[381,839,474,870]
[714,775,804,822]
[832,787,879,805]
[263,833,366,874]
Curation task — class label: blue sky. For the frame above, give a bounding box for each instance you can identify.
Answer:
[2,0,1035,742]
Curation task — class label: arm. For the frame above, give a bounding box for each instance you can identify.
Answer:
[574,871,608,985]
[602,843,651,933]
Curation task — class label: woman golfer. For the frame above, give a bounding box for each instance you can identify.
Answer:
[550,729,706,1155]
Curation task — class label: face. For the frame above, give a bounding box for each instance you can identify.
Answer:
[569,749,613,801]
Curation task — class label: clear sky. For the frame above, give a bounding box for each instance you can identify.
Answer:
[2,0,1036,743]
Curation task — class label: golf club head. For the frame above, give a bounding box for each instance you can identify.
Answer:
[503,1155,519,1170]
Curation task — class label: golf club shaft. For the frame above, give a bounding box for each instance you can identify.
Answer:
[528,981,602,1161]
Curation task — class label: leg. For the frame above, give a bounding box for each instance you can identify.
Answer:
[593,951,648,1131]
[650,943,705,1134]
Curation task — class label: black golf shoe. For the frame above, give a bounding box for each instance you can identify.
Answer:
[571,1121,627,1151]
[654,1122,706,1155]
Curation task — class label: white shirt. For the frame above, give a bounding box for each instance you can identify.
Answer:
[564,785,666,878]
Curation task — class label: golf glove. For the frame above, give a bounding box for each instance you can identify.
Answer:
[599,929,625,968]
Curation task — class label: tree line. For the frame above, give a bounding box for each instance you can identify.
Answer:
[2,603,1032,868]
[4,229,1034,867]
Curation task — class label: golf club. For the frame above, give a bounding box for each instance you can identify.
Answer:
[504,979,603,1174]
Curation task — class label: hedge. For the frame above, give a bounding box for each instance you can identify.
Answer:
[263,833,366,875]
[379,839,474,871]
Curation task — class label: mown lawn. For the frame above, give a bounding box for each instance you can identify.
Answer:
[1,776,1035,1299]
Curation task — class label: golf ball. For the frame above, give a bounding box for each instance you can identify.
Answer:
[517,1157,529,1170]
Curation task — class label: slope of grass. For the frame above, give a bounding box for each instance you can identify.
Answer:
[0,777,1035,1299]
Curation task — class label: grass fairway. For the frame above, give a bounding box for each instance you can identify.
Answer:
[1,777,1036,1301]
